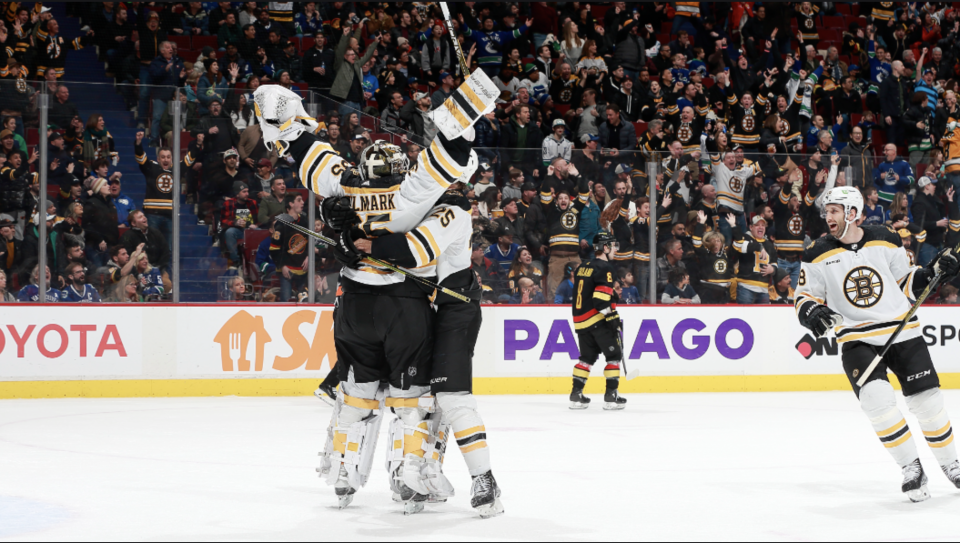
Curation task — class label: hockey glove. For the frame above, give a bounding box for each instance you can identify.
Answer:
[331,228,366,270]
[932,248,960,281]
[319,196,359,233]
[799,304,842,338]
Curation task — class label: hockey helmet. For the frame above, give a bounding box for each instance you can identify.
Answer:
[252,85,319,154]
[593,231,619,253]
[821,186,863,238]
[358,140,410,180]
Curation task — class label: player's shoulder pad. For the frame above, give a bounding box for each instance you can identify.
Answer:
[862,224,904,248]
[801,236,842,264]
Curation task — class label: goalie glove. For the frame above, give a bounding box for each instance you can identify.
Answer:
[319,196,360,233]
[799,303,843,338]
[331,228,366,270]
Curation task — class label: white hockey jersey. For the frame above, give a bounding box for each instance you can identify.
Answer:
[709,157,760,212]
[293,137,464,286]
[402,203,473,283]
[795,226,926,347]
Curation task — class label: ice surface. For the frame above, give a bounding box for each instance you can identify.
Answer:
[2,391,960,541]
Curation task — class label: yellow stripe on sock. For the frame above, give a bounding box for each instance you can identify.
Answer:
[460,441,488,454]
[877,418,907,438]
[923,422,952,437]
[884,431,913,448]
[454,425,485,439]
[929,434,955,449]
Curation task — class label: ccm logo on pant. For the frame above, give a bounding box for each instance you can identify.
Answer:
[907,370,932,382]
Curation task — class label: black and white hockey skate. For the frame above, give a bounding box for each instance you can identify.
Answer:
[902,459,931,502]
[314,383,337,406]
[334,466,356,509]
[470,470,504,519]
[942,460,960,489]
[603,390,627,411]
[569,390,591,410]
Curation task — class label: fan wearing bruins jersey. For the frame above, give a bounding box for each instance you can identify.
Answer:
[354,186,503,518]
[543,174,590,296]
[733,214,778,304]
[796,186,960,502]
[665,96,708,155]
[134,132,194,232]
[631,119,667,191]
[771,167,817,289]
[723,71,772,152]
[569,232,627,411]
[693,212,736,304]
[34,19,94,78]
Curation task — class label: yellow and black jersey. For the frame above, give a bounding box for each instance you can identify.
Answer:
[692,222,735,287]
[732,229,777,293]
[544,175,590,253]
[777,81,806,148]
[572,258,619,331]
[725,85,769,148]
[134,142,193,217]
[674,1,700,18]
[666,108,708,155]
[871,2,897,22]
[632,130,666,181]
[796,225,931,347]
[35,30,93,78]
[941,124,960,175]
[794,4,820,42]
[267,2,294,23]
[770,187,814,255]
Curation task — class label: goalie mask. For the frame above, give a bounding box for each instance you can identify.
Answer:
[358,141,410,180]
[252,85,318,154]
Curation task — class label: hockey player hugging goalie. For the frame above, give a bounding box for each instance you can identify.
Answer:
[252,68,502,517]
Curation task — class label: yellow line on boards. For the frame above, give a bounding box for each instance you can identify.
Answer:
[4,374,960,399]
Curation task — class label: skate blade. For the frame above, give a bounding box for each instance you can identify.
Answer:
[391,492,402,503]
[569,402,589,410]
[475,498,505,519]
[337,494,354,509]
[905,485,931,503]
[603,402,626,411]
[313,389,336,406]
[427,495,448,504]
[403,501,425,515]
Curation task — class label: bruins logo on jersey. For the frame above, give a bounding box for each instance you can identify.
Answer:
[561,210,578,229]
[803,17,814,29]
[788,215,804,236]
[741,114,755,132]
[714,260,728,274]
[730,177,744,193]
[677,123,693,142]
[560,88,573,103]
[46,39,61,58]
[844,266,883,308]
[156,174,174,194]
[778,118,791,137]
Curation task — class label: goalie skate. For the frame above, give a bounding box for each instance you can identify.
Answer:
[902,459,931,503]
[334,466,356,509]
[314,383,337,406]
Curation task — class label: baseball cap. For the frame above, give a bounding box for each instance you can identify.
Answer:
[898,228,913,238]
[478,161,492,172]
[923,68,935,76]
[148,11,160,19]
[552,119,566,128]
[918,176,936,188]
[68,175,82,186]
[49,131,63,141]
[0,214,15,228]
[580,133,600,144]
[384,55,397,65]
[751,215,767,226]
[615,163,631,175]
[501,196,518,208]
[848,64,860,72]
[352,133,367,141]
[439,71,452,81]
[257,158,273,169]
[521,181,538,192]
[414,92,428,101]
[223,148,239,159]
[0,129,12,140]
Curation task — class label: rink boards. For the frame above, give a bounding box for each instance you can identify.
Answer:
[2,304,960,398]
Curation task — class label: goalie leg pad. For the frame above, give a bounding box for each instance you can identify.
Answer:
[438,391,492,477]
[323,378,385,492]
[385,386,435,497]
[861,380,920,468]
[429,70,499,140]
[906,387,957,466]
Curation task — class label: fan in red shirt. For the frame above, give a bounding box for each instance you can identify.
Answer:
[220,182,259,268]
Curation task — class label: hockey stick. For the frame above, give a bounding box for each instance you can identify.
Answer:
[440,2,470,76]
[615,326,640,381]
[275,216,472,304]
[855,245,959,388]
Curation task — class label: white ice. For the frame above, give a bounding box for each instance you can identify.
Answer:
[3,391,960,541]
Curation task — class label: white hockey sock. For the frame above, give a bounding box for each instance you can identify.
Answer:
[907,388,957,467]
[860,380,919,467]
[438,392,491,477]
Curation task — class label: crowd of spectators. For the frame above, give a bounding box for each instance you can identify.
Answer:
[4,2,960,305]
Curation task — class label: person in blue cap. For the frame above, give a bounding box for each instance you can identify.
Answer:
[431,71,456,109]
